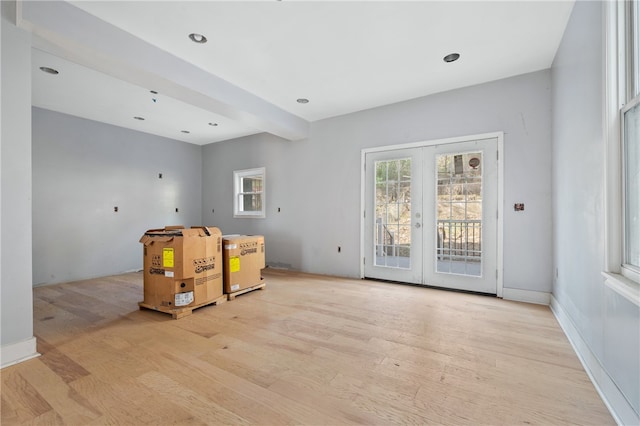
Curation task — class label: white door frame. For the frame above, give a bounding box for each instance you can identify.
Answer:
[360,131,505,298]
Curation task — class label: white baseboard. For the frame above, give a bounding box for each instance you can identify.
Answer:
[502,287,550,305]
[1,337,40,369]
[550,295,639,426]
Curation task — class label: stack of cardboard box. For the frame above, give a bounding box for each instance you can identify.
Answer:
[139,227,265,317]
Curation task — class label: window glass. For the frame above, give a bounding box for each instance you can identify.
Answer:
[233,168,265,218]
[624,102,640,269]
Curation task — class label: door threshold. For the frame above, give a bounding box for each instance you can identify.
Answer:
[363,276,497,297]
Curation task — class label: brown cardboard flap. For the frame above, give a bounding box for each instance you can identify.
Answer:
[140,235,174,245]
[143,228,166,234]
[181,228,202,238]
[190,226,222,237]
[140,226,220,244]
[140,226,185,241]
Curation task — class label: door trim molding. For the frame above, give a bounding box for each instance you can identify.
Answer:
[360,131,504,298]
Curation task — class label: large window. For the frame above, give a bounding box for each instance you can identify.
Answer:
[233,167,265,218]
[605,0,640,290]
[621,1,640,279]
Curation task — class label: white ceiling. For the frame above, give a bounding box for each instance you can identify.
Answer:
[26,1,575,146]
[32,49,261,144]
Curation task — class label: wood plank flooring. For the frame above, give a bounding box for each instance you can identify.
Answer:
[2,269,614,425]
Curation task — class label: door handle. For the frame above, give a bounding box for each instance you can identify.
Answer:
[415,222,421,228]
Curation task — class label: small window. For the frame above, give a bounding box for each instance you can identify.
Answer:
[233,167,265,218]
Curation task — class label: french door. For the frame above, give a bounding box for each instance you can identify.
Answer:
[363,137,499,294]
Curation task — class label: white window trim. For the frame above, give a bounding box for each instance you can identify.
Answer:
[233,167,266,219]
[603,1,639,304]
[603,271,640,307]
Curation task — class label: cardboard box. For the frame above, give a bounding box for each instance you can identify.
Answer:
[223,235,265,293]
[140,226,223,308]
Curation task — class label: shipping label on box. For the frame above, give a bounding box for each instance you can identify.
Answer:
[175,291,194,307]
[229,256,240,272]
[163,248,174,268]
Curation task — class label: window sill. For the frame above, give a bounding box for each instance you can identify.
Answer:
[602,271,640,307]
[233,215,266,219]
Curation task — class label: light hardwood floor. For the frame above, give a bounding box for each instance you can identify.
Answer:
[2,269,614,425]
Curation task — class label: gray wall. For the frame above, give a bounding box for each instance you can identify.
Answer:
[202,69,553,293]
[551,0,639,420]
[1,1,35,352]
[32,108,203,285]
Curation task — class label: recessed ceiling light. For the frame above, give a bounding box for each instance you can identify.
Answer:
[296,98,309,104]
[39,67,59,75]
[133,116,145,120]
[443,53,460,63]
[208,122,219,127]
[181,130,190,134]
[188,33,207,44]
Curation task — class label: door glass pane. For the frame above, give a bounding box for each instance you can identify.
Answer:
[375,158,411,269]
[436,152,482,276]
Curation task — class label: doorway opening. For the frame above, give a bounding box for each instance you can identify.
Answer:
[361,132,504,296]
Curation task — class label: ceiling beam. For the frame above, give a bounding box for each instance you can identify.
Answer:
[18,0,309,142]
